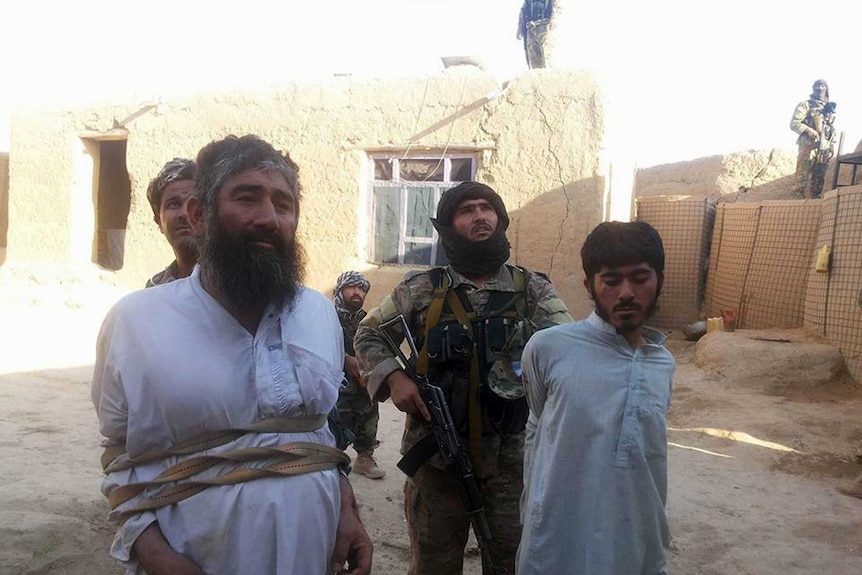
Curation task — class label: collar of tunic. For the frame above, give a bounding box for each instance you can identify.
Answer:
[585,310,667,349]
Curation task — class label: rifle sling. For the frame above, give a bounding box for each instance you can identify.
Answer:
[416,283,449,376]
[399,280,452,475]
[407,266,526,475]
[443,289,484,472]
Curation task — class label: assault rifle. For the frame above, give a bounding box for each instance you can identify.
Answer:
[378,315,497,575]
[814,101,838,164]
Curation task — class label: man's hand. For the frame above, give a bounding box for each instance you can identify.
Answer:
[806,128,820,141]
[344,355,362,380]
[386,370,430,421]
[332,476,373,575]
[133,523,204,575]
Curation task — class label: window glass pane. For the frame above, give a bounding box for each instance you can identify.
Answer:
[450,158,473,182]
[373,186,400,264]
[406,187,435,238]
[404,242,432,266]
[400,159,443,182]
[374,159,393,181]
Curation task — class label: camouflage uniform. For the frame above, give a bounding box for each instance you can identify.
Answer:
[145,260,180,288]
[336,308,380,453]
[355,264,572,575]
[790,97,836,199]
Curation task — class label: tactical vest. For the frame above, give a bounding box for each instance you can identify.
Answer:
[527,0,552,21]
[416,265,532,448]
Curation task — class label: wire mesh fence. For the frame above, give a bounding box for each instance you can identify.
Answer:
[704,201,821,329]
[805,187,862,381]
[637,197,715,329]
[635,190,861,382]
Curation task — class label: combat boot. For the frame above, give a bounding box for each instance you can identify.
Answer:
[354,451,385,479]
[837,473,862,500]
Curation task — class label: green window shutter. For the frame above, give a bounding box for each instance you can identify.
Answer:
[373,185,400,264]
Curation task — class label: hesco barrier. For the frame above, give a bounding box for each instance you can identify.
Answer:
[639,189,860,383]
[804,186,862,382]
[637,196,715,329]
[704,200,822,329]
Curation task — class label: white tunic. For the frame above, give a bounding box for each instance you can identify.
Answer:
[518,312,675,575]
[92,267,345,574]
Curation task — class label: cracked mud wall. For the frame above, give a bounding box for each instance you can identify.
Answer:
[482,72,604,318]
[636,149,799,202]
[6,69,605,314]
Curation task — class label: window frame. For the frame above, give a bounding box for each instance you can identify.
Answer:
[367,153,477,266]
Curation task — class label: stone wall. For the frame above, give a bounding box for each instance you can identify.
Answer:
[6,69,606,317]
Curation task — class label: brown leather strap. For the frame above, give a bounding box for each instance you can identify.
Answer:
[102,414,329,473]
[416,285,449,377]
[108,442,349,516]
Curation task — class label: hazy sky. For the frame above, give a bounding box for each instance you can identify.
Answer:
[2,0,859,166]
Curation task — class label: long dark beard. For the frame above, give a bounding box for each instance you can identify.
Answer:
[200,212,305,311]
[432,219,510,277]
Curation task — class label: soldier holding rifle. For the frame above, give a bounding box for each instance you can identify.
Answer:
[790,79,837,198]
[354,182,572,575]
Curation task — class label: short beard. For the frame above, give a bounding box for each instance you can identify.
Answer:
[200,211,305,311]
[590,285,659,334]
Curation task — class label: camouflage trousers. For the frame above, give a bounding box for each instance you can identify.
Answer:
[403,432,524,575]
[795,144,829,199]
[336,390,380,453]
[524,19,550,69]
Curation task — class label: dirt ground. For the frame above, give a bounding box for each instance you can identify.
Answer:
[1,283,861,575]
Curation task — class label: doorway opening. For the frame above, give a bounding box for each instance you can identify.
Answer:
[80,137,131,270]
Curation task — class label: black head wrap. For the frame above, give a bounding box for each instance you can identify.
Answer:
[811,79,829,101]
[434,182,510,229]
[431,182,511,277]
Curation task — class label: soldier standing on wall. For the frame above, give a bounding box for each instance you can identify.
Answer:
[517,0,554,69]
[790,79,837,199]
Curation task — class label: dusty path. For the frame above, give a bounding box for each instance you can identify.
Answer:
[1,291,860,574]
